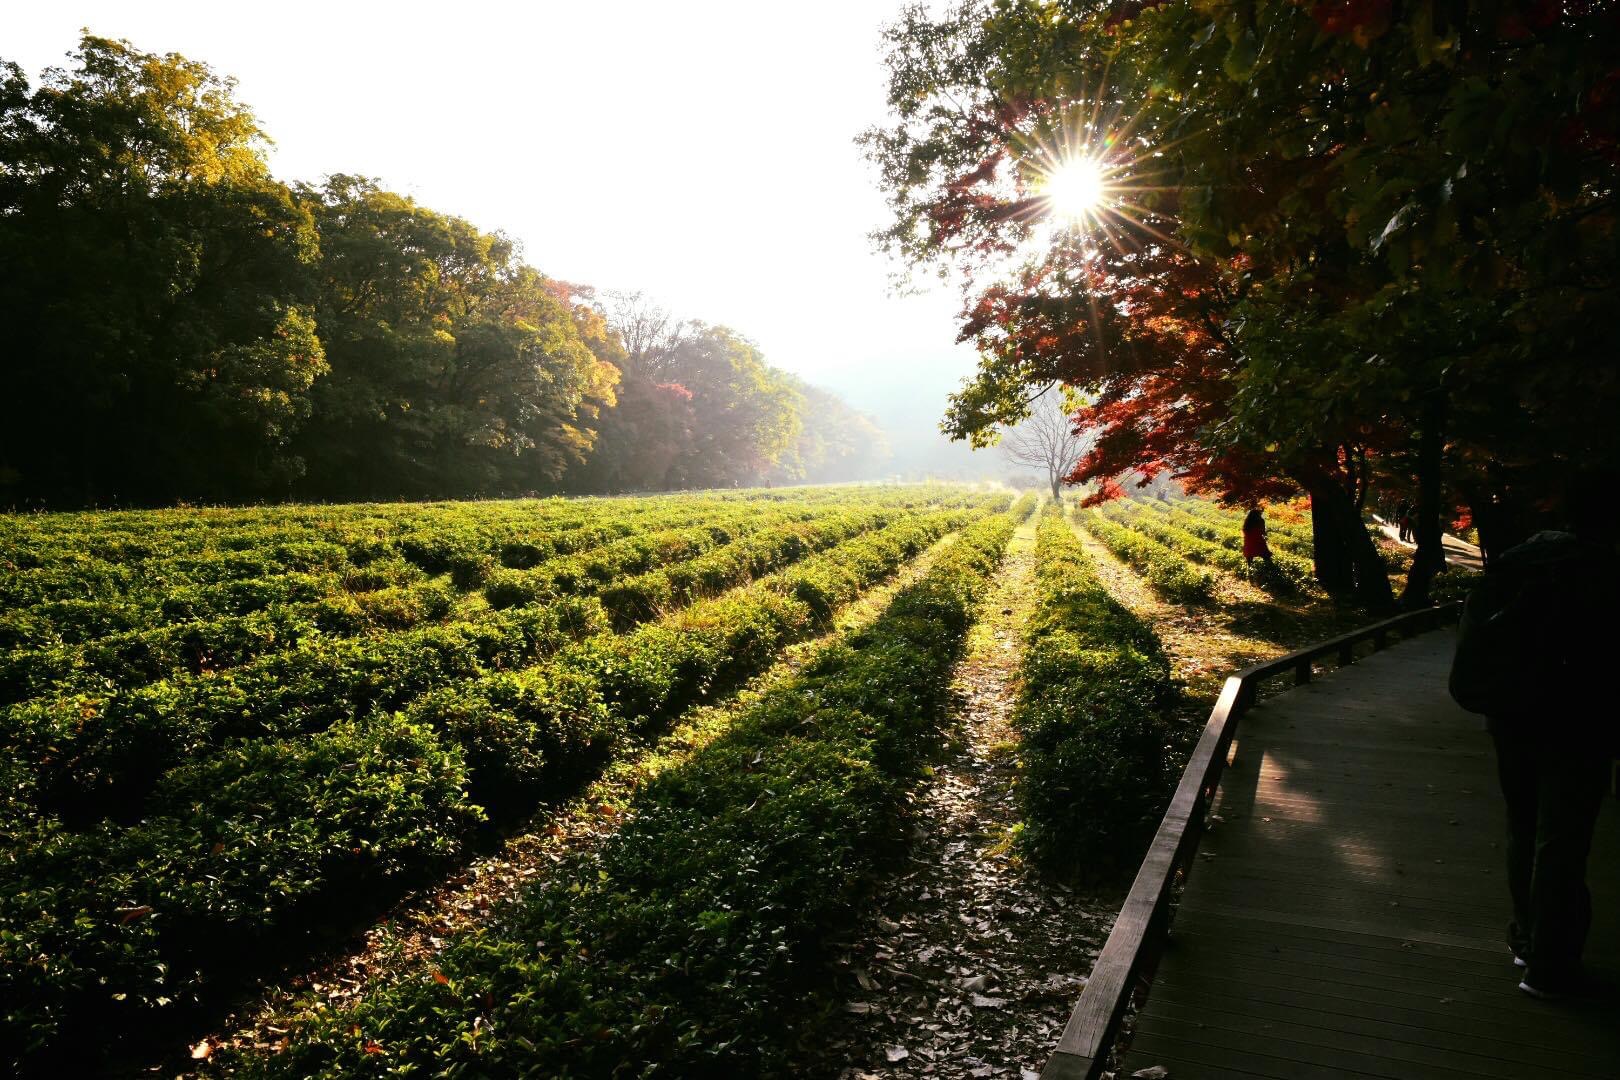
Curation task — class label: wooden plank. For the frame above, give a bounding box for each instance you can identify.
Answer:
[1169,894,1516,952]
[1131,1003,1604,1080]
[1147,937,1524,1006]
[1107,1046,1281,1080]
[1142,967,1620,1060]
[1173,896,1502,941]
[1126,1028,1490,1080]
[1189,838,1507,877]
[1163,908,1516,970]
[1161,926,1548,993]
[1176,871,1509,919]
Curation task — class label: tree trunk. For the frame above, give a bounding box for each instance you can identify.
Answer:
[1050,477,1062,502]
[1309,490,1355,596]
[1401,392,1447,608]
[1303,472,1396,613]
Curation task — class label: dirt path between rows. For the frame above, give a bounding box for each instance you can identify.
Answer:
[793,516,1120,1080]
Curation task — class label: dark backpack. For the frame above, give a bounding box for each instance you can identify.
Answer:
[1448,533,1582,717]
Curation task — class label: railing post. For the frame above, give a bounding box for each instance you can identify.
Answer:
[1338,641,1354,666]
[1373,628,1389,650]
[1294,658,1312,685]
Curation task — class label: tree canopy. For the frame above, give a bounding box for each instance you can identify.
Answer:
[0,35,889,506]
[866,0,1619,604]
[0,36,324,502]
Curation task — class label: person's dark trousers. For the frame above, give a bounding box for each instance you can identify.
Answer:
[1490,723,1609,976]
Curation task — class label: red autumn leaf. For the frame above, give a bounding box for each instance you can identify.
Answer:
[116,905,152,924]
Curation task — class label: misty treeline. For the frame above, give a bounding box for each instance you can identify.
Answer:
[0,36,891,507]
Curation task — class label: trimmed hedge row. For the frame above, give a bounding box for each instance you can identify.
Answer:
[1103,501,1307,596]
[0,500,906,706]
[0,500,1001,1069]
[1,507,932,821]
[401,507,979,804]
[596,508,894,627]
[0,486,942,628]
[1161,498,1316,557]
[0,500,817,667]
[1079,508,1216,603]
[478,511,812,609]
[0,575,464,706]
[229,498,1034,1079]
[4,598,610,824]
[1014,506,1179,875]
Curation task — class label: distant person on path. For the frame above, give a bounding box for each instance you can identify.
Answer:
[1449,490,1618,999]
[1397,500,1413,542]
[1241,505,1272,565]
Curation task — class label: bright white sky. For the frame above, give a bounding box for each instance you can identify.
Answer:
[7,2,989,466]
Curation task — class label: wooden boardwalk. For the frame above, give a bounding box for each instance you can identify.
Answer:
[1118,631,1620,1080]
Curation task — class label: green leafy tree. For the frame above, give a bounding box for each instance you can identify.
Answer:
[771,376,893,484]
[0,35,324,504]
[655,326,802,487]
[595,299,803,490]
[293,177,617,498]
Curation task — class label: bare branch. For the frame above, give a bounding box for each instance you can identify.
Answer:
[1001,389,1092,500]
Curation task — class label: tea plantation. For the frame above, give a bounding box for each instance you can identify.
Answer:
[0,486,1018,1067]
[2,489,1442,1075]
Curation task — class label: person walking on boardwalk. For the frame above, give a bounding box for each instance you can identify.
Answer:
[1449,494,1618,1000]
[1241,505,1273,565]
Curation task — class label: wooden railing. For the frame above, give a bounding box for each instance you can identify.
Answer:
[1038,602,1464,1080]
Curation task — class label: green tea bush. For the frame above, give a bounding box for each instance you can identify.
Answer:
[1015,507,1179,875]
[232,504,1025,1079]
[597,508,888,627]
[1104,501,1306,596]
[2,715,479,1063]
[0,489,1006,1070]
[1081,508,1216,603]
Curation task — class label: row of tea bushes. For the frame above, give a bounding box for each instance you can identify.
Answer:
[228,496,1035,1078]
[1078,508,1216,604]
[0,502,898,706]
[1014,506,1180,874]
[1103,501,1309,596]
[0,496,1006,1069]
[0,498,833,655]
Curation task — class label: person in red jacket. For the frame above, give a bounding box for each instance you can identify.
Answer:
[1242,505,1273,565]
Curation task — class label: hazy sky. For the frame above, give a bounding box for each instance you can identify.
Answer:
[7,2,988,461]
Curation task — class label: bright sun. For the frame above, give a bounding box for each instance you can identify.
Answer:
[1043,156,1107,221]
